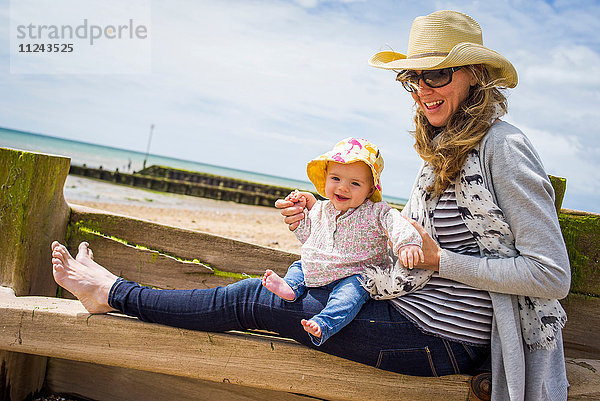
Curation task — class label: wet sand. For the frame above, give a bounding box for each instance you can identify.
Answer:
[64,175,301,255]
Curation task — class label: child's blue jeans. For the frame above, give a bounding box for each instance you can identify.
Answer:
[283,261,370,346]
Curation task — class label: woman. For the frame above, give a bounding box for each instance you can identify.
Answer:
[51,10,570,401]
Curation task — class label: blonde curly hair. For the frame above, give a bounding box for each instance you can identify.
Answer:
[407,65,508,196]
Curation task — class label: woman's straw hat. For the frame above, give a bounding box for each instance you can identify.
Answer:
[307,137,384,202]
[369,10,518,88]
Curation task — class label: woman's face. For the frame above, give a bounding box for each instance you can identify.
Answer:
[410,68,476,127]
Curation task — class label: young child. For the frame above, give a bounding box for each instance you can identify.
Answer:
[262,137,424,346]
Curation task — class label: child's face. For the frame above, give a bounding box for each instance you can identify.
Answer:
[325,161,375,212]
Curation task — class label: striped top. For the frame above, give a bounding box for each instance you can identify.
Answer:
[390,185,493,345]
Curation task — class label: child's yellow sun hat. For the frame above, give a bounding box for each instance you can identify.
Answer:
[307,137,384,202]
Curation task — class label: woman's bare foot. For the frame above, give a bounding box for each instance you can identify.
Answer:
[75,241,94,263]
[51,241,117,314]
[301,319,322,338]
[261,270,296,301]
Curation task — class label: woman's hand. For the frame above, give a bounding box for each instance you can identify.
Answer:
[406,218,441,271]
[275,198,305,231]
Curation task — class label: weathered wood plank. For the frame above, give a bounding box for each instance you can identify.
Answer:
[69,204,297,277]
[40,354,600,401]
[0,148,71,401]
[45,358,312,401]
[0,353,46,401]
[565,359,600,400]
[0,148,70,296]
[561,294,600,360]
[1,289,598,400]
[548,175,566,214]
[66,230,237,290]
[0,287,472,401]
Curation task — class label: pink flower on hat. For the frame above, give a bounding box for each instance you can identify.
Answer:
[332,153,346,163]
[347,138,363,152]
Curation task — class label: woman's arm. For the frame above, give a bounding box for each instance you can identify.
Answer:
[438,123,571,299]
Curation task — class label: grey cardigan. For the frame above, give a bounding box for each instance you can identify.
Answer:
[406,121,570,400]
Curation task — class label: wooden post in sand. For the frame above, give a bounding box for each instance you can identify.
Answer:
[548,175,567,214]
[0,148,71,401]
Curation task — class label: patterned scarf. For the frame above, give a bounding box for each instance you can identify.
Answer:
[362,145,567,350]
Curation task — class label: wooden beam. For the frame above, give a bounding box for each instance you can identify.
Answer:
[60,356,590,401]
[0,148,70,296]
[565,358,600,400]
[69,204,297,277]
[561,294,600,360]
[0,287,473,401]
[548,175,567,214]
[45,358,313,401]
[66,230,238,290]
[1,288,598,400]
[0,148,71,401]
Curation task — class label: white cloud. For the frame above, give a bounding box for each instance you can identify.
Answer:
[528,46,600,84]
[517,124,600,212]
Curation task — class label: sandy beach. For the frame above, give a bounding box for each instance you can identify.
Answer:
[64,175,301,255]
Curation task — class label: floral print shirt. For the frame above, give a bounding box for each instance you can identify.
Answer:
[295,199,422,286]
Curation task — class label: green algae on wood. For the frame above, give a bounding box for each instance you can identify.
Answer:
[559,209,600,296]
[0,148,71,401]
[65,218,240,291]
[548,175,567,214]
[68,221,256,281]
[67,204,298,278]
[0,148,70,296]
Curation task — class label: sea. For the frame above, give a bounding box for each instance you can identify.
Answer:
[0,126,409,205]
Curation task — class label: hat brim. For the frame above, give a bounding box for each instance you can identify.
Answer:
[369,42,517,88]
[307,159,382,203]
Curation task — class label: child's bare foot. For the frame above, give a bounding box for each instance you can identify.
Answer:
[261,270,296,301]
[51,241,117,314]
[301,319,322,338]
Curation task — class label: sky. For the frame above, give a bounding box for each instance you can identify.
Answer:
[1,0,599,213]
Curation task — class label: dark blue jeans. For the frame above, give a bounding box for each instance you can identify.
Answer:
[108,276,489,377]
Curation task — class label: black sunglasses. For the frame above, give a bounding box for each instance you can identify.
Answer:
[396,67,462,92]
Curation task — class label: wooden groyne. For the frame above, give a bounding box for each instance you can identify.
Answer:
[1,147,599,401]
[68,164,310,207]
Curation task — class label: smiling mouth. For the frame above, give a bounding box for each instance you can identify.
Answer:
[335,194,349,201]
[424,100,443,110]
